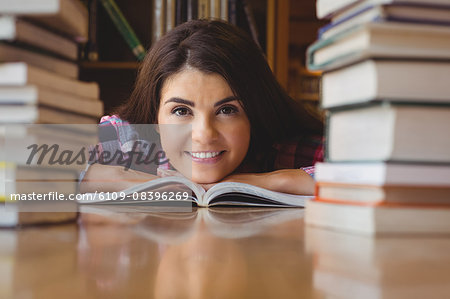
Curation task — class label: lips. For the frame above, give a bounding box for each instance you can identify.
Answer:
[185,151,226,163]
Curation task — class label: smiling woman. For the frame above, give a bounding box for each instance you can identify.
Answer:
[80,19,323,196]
[158,69,251,184]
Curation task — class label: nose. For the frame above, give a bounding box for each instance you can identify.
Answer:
[192,115,219,144]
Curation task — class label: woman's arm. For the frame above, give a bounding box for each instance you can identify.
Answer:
[202,169,316,195]
[79,163,158,193]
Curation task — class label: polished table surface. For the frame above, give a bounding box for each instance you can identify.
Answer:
[1,206,450,299]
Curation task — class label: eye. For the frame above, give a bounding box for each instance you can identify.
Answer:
[218,105,238,115]
[171,106,192,116]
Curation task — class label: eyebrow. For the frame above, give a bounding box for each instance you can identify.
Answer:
[164,96,238,107]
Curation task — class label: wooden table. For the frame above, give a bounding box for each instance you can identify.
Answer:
[1,206,450,299]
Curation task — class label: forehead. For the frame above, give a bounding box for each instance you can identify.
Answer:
[161,69,233,100]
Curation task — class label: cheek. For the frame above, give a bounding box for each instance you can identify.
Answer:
[226,121,251,153]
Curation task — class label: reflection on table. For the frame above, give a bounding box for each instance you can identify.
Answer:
[1,206,449,298]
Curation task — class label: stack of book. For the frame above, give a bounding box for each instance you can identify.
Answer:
[0,0,103,226]
[304,0,450,235]
[0,0,103,124]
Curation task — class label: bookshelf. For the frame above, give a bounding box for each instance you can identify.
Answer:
[79,0,321,114]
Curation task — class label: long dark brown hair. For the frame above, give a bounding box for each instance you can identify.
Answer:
[115,19,323,170]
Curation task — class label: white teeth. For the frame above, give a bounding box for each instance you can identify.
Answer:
[190,151,221,159]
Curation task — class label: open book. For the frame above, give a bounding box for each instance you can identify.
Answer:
[80,176,312,207]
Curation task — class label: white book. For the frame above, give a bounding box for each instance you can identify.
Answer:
[0,62,99,100]
[0,16,78,60]
[321,60,450,108]
[305,200,450,235]
[0,0,88,41]
[0,85,37,105]
[320,4,450,40]
[79,176,312,208]
[0,43,78,79]
[0,105,38,123]
[316,0,450,19]
[307,22,450,71]
[315,162,450,187]
[0,85,103,117]
[327,103,450,163]
[0,105,98,124]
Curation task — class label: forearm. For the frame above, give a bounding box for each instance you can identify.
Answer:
[79,164,158,193]
[220,169,316,195]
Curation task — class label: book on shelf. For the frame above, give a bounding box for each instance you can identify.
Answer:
[321,59,450,108]
[0,43,78,79]
[166,0,176,33]
[0,62,99,100]
[0,85,103,117]
[187,0,198,21]
[316,0,450,20]
[79,176,312,207]
[305,199,450,235]
[85,0,99,61]
[318,4,450,40]
[0,16,78,61]
[98,0,146,61]
[228,0,237,24]
[221,0,229,21]
[0,0,88,41]
[152,0,166,43]
[176,0,188,25]
[210,0,221,19]
[326,102,450,163]
[198,0,211,19]
[307,22,450,71]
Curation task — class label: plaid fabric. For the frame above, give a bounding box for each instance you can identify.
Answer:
[272,134,324,178]
[86,115,323,178]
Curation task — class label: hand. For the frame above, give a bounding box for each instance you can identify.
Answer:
[203,170,315,195]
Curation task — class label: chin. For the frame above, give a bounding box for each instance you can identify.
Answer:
[190,172,226,184]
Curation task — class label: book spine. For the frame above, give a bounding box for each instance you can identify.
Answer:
[228,0,237,25]
[198,0,210,19]
[242,0,260,48]
[98,0,146,61]
[187,0,198,21]
[166,0,176,33]
[211,0,221,19]
[86,0,99,61]
[220,0,228,22]
[152,0,166,43]
[176,0,188,25]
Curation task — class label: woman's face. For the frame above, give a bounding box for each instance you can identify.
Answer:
[157,68,251,184]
